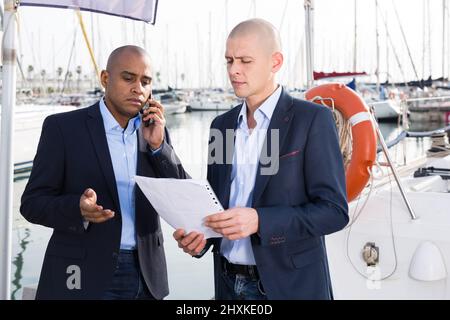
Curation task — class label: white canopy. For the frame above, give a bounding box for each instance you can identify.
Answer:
[20,0,159,23]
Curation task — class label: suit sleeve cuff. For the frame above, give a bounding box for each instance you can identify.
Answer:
[148,140,164,155]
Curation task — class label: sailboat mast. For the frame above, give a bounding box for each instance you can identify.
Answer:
[422,0,426,79]
[166,23,170,87]
[143,22,147,50]
[375,0,380,94]
[304,0,314,89]
[175,53,178,88]
[428,0,432,77]
[224,0,229,87]
[386,10,389,83]
[76,10,101,87]
[90,12,96,88]
[196,23,203,88]
[393,0,420,81]
[208,11,212,88]
[448,0,450,80]
[443,0,447,79]
[0,0,17,301]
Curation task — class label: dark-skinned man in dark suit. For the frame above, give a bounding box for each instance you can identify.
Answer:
[21,45,188,299]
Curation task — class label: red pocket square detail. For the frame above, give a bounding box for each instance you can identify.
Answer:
[279,150,300,159]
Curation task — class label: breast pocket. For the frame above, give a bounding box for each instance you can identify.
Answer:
[279,150,301,163]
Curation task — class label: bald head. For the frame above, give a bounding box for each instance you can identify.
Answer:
[228,18,282,54]
[100,45,153,128]
[106,45,151,71]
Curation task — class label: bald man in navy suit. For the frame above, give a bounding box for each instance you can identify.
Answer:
[174,19,348,300]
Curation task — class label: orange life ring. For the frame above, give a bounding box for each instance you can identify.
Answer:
[305,83,377,202]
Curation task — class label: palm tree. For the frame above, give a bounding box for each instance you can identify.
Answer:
[27,65,34,90]
[76,65,82,92]
[156,71,161,86]
[56,67,63,92]
[40,69,46,96]
[67,71,73,92]
[180,73,185,88]
[27,65,34,80]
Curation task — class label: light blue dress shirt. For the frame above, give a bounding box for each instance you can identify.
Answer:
[221,85,282,265]
[99,99,140,250]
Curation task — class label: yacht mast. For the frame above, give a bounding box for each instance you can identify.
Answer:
[304,0,314,89]
[386,10,389,83]
[375,0,380,94]
[393,0,420,81]
[0,0,17,301]
[428,0,432,77]
[143,21,147,50]
[443,0,447,79]
[224,0,228,87]
[208,11,212,88]
[422,0,426,79]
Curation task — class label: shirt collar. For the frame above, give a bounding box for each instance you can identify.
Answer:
[237,85,282,126]
[99,97,141,134]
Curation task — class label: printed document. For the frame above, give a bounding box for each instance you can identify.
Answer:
[135,176,223,238]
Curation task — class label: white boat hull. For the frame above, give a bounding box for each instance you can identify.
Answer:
[367,99,402,120]
[326,155,450,299]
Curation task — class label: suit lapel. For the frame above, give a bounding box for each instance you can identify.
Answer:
[252,89,294,206]
[135,130,157,203]
[86,103,121,211]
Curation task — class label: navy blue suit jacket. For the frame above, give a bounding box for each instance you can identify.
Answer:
[20,102,187,299]
[206,88,349,299]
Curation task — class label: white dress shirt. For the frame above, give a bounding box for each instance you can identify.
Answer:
[221,85,282,265]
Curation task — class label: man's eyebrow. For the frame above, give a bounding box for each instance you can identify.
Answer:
[121,71,135,77]
[224,56,254,60]
[121,71,152,81]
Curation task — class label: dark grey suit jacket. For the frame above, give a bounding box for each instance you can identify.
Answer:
[20,102,188,299]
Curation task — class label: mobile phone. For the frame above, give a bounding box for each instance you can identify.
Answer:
[140,96,154,127]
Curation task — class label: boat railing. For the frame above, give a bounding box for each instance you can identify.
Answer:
[377,124,450,154]
[403,95,450,103]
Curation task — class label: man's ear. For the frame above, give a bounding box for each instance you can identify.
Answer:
[272,52,284,73]
[100,70,108,88]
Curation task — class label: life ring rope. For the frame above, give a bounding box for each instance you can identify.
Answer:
[310,96,336,110]
[305,83,378,202]
[310,95,373,127]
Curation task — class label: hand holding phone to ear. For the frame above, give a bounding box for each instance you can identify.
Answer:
[140,95,165,150]
[140,96,154,126]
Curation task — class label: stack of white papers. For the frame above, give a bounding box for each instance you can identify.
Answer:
[135,176,223,238]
